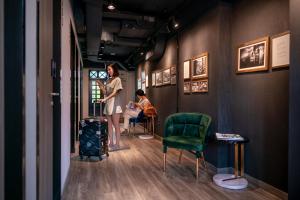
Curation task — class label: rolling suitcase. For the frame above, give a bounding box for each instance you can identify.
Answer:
[79,102,108,160]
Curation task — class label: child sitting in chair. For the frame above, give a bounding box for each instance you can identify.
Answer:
[122,89,151,134]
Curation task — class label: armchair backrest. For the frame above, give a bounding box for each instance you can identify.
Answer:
[164,113,212,143]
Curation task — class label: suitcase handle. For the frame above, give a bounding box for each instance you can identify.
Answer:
[93,100,103,117]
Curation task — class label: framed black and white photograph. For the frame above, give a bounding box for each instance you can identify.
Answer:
[271,31,290,69]
[237,37,269,73]
[146,75,149,87]
[183,60,190,80]
[191,52,208,79]
[137,79,142,89]
[142,82,146,93]
[152,72,156,86]
[162,68,171,85]
[171,75,176,85]
[191,79,208,93]
[155,71,163,86]
[184,82,191,93]
[141,71,145,81]
[170,66,176,75]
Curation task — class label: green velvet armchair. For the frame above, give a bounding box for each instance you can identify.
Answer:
[162,113,212,178]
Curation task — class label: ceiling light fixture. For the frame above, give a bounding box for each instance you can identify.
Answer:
[172,17,179,29]
[107,1,116,10]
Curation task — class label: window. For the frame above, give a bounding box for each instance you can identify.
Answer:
[89,70,107,116]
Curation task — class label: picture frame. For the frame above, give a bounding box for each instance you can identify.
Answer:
[237,36,269,73]
[141,71,146,81]
[271,31,290,69]
[191,79,208,93]
[171,75,176,85]
[170,66,176,75]
[183,60,190,80]
[142,82,146,94]
[162,68,171,85]
[155,71,163,86]
[191,52,208,79]
[183,82,191,93]
[146,75,149,87]
[152,72,156,86]
[137,79,141,89]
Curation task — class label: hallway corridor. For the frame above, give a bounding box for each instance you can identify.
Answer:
[62,131,281,200]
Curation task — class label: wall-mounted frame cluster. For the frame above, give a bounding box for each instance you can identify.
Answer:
[236,31,290,73]
[152,66,177,87]
[184,52,209,94]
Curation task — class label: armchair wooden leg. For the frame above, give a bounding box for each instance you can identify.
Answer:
[163,153,166,172]
[201,152,207,169]
[196,158,199,179]
[178,150,183,164]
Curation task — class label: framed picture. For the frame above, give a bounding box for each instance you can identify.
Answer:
[146,75,149,87]
[162,68,171,85]
[142,82,146,93]
[152,72,156,86]
[155,71,163,86]
[271,31,290,69]
[137,79,141,89]
[237,36,269,73]
[184,82,191,93]
[191,52,208,79]
[191,79,208,93]
[170,66,176,75]
[171,75,176,85]
[141,71,145,81]
[183,60,190,80]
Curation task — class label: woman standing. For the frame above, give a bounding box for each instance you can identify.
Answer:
[97,64,123,150]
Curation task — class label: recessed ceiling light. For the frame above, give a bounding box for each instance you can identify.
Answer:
[140,52,144,56]
[110,52,116,56]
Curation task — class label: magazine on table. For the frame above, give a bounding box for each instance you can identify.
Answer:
[215,133,244,141]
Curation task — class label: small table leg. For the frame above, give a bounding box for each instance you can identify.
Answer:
[234,143,239,177]
[240,143,244,177]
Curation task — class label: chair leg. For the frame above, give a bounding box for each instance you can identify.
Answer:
[201,152,207,169]
[163,153,166,172]
[178,150,183,164]
[196,158,199,179]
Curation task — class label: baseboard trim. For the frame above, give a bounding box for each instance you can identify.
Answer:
[153,137,288,199]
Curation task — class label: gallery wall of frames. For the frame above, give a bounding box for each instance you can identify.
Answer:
[137,0,289,193]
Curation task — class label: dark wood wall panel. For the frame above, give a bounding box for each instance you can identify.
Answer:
[0,0,4,198]
[4,0,24,199]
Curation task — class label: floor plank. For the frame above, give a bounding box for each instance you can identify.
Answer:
[62,128,282,200]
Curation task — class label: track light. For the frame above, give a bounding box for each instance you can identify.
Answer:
[172,17,179,29]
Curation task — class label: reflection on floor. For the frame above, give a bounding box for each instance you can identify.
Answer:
[62,126,281,200]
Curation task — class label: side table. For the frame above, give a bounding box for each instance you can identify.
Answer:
[213,135,249,190]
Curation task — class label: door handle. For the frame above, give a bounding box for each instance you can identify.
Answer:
[49,92,60,96]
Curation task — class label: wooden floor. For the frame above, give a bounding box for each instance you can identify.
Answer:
[62,130,282,200]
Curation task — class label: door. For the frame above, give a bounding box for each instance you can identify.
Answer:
[38,0,54,199]
[52,0,62,199]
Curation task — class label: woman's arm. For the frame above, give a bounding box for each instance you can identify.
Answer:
[101,90,119,102]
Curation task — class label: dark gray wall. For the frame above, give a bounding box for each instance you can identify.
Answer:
[138,37,178,135]
[289,0,300,198]
[137,0,289,192]
[231,0,289,191]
